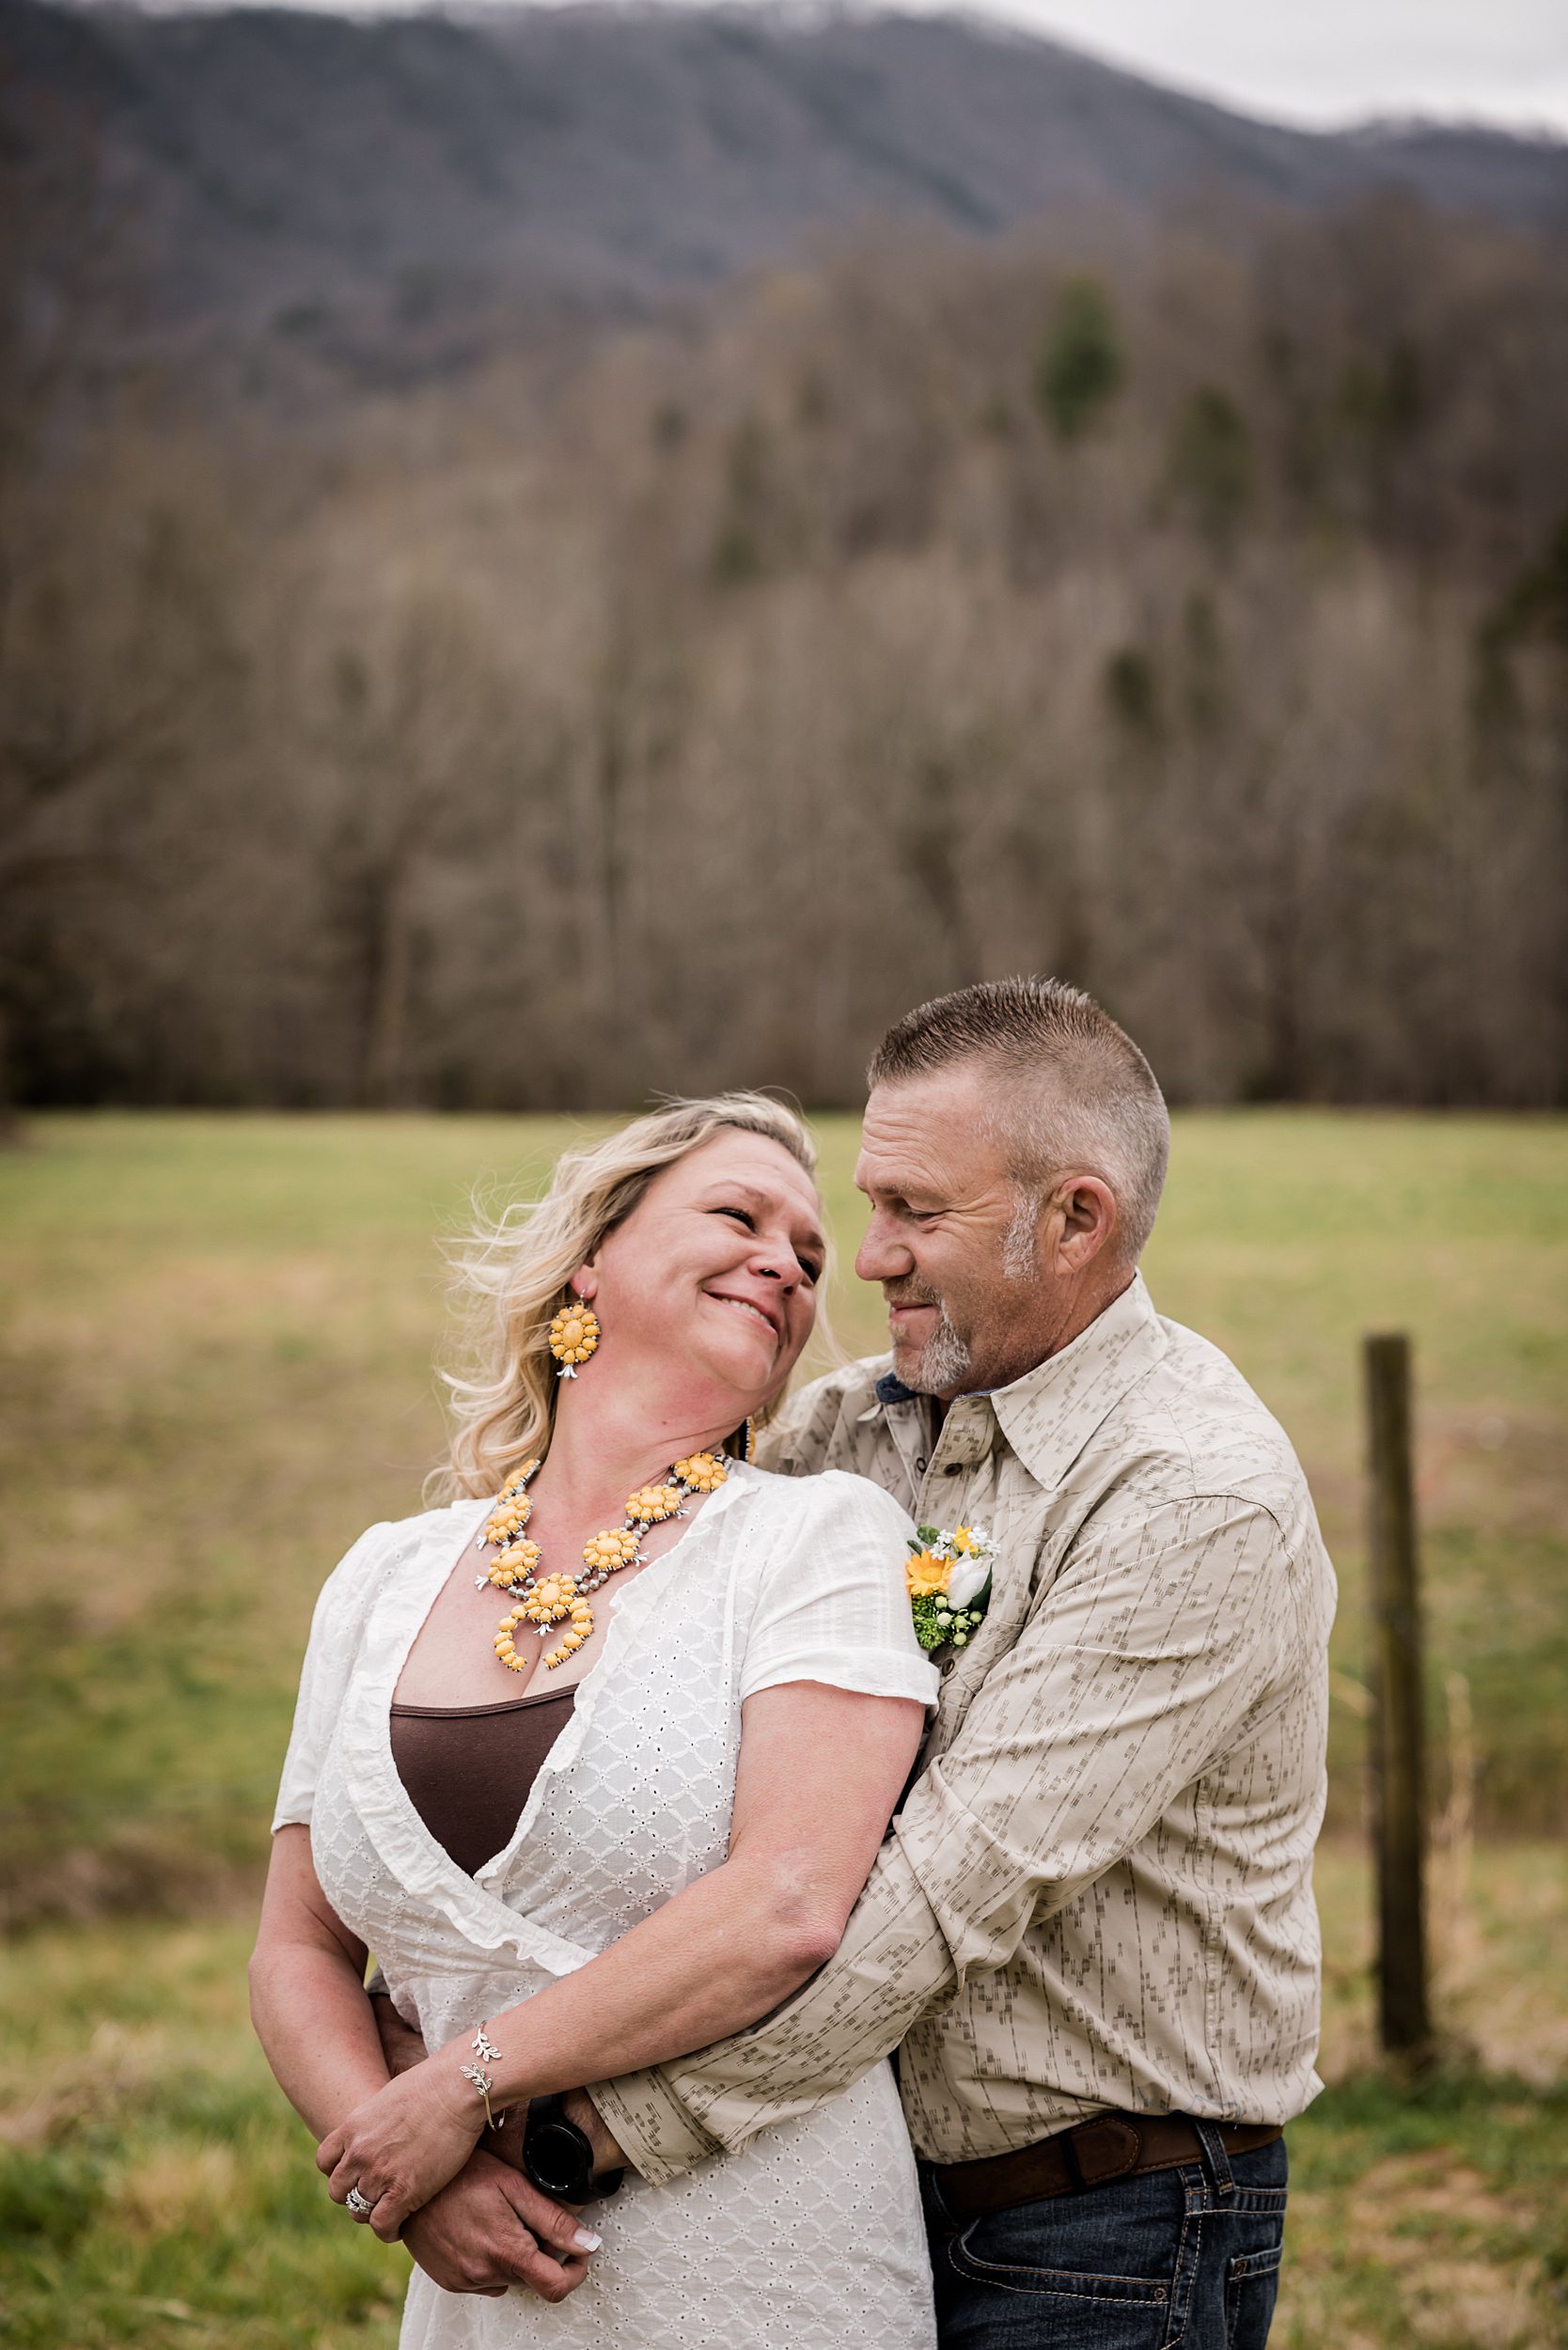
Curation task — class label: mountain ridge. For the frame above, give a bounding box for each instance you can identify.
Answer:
[7,0,1566,384]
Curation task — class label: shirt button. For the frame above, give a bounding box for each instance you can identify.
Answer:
[915,1456,929,1475]
[944,1462,964,1474]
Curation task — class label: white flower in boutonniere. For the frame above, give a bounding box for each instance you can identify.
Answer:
[905,1524,997,1653]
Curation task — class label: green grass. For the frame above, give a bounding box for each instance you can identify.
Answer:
[0,1110,1564,2345]
[0,1918,409,2349]
[1,1109,1562,1915]
[0,1115,588,1919]
[0,1848,1563,2348]
[1138,1113,1568,1828]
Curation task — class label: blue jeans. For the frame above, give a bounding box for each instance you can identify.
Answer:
[921,2127,1288,2350]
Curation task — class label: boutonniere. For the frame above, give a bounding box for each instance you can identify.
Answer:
[905,1524,996,1653]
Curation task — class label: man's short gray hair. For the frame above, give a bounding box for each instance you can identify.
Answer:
[867,979,1170,1263]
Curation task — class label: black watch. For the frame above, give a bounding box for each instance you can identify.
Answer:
[522,2093,624,2202]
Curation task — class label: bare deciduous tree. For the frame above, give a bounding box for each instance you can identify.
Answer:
[8,195,1566,1110]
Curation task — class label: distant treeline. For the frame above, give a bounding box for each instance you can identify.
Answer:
[4,192,1567,1111]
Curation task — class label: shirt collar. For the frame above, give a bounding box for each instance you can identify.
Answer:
[858,1276,1165,1487]
[989,1272,1167,1491]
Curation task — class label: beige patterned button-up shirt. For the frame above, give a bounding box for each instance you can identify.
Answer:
[591,1274,1336,2181]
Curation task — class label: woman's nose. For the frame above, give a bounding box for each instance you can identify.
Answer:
[753,1236,816,1292]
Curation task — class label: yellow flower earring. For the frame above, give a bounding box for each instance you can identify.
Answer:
[548,1296,601,1379]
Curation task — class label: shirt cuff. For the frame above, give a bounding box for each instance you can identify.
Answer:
[587,2069,724,2186]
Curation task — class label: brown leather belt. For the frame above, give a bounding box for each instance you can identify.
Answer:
[928,2112,1284,2222]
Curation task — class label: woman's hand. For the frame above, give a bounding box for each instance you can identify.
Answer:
[317,2048,487,2240]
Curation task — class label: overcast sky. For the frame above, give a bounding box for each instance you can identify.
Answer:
[944,0,1568,134]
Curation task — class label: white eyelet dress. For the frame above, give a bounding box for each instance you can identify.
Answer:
[272,1463,941,2350]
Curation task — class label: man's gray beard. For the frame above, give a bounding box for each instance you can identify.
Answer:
[896,1305,974,1395]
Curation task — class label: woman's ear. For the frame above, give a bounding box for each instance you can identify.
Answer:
[570,1260,599,1303]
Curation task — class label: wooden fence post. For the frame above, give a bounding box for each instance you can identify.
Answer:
[1364,1331,1433,2057]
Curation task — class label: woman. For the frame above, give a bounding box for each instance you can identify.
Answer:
[250,1093,940,2348]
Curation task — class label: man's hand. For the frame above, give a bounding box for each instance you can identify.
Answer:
[400,2148,600,2303]
[563,2089,630,2182]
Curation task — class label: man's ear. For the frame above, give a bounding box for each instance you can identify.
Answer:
[1049,1176,1118,1274]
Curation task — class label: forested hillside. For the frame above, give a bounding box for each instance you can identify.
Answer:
[3,0,1564,387]
[3,9,1566,1110]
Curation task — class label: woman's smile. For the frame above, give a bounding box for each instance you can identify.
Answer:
[702,1286,783,1346]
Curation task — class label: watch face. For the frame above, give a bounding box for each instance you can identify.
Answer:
[529,2119,590,2201]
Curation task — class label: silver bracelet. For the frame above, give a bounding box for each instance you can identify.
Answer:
[460,2024,504,2130]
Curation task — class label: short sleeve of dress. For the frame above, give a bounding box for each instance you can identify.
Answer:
[739,1471,940,1709]
[271,1520,391,1832]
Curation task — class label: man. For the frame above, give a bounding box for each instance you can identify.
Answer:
[388,978,1335,2343]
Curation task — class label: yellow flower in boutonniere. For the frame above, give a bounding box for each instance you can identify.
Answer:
[905,1549,953,1599]
[906,1524,998,1652]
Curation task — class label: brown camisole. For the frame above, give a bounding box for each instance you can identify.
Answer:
[389,1684,577,1878]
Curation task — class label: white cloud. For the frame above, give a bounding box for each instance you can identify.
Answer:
[933,0,1568,134]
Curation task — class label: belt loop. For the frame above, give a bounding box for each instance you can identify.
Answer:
[1195,2122,1235,2197]
[919,2163,962,2238]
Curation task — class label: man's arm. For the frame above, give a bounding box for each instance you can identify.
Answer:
[590,1492,1296,2183]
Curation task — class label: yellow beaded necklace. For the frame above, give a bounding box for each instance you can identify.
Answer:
[475,1449,729,1673]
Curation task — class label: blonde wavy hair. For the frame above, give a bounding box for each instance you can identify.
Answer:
[433,1093,824,1503]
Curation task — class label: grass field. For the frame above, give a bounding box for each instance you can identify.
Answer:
[2,1109,1566,2346]
[1,1847,1564,2350]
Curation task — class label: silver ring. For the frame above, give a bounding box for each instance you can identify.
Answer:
[346,2186,377,2221]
